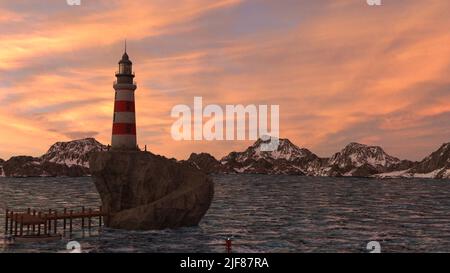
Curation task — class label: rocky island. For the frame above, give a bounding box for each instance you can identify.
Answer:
[89,150,214,230]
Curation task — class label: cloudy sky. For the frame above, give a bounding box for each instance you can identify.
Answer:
[0,0,449,161]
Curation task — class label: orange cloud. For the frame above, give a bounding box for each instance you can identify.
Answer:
[0,0,449,161]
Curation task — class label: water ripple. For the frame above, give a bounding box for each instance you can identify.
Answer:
[1,175,450,253]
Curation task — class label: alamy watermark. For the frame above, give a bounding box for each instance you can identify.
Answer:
[367,0,382,6]
[366,241,381,253]
[66,241,82,253]
[171,97,280,151]
[66,0,81,6]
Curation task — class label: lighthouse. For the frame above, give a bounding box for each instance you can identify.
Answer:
[111,44,137,150]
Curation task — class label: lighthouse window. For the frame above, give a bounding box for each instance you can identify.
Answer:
[119,63,131,74]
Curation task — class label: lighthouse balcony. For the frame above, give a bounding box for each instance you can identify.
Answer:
[114,80,136,85]
[113,81,137,90]
[115,71,135,77]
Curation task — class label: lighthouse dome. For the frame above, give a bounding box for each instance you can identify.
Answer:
[119,52,132,64]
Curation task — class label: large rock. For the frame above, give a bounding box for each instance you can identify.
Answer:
[89,151,214,230]
[0,158,4,177]
[187,153,223,174]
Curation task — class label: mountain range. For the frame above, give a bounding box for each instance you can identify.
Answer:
[187,138,450,179]
[0,137,449,179]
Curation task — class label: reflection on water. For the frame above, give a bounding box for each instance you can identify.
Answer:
[1,175,450,253]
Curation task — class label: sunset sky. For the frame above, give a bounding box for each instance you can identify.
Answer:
[0,0,449,161]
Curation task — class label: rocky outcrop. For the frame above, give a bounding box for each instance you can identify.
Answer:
[187,153,223,174]
[89,151,214,230]
[0,158,4,177]
[377,143,450,179]
[2,156,87,177]
[411,143,450,178]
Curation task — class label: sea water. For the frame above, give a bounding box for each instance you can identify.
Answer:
[1,175,450,253]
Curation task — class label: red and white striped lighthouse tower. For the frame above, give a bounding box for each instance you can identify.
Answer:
[112,44,138,150]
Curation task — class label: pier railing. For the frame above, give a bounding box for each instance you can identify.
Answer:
[4,206,106,238]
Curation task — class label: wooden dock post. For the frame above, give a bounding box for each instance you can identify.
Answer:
[47,209,52,233]
[54,210,57,234]
[43,214,48,235]
[38,212,42,235]
[14,213,18,236]
[9,211,13,235]
[27,208,31,234]
[88,208,92,230]
[4,208,8,235]
[63,208,67,232]
[81,206,85,229]
[69,210,73,234]
[32,210,36,234]
[19,215,24,236]
[99,206,103,227]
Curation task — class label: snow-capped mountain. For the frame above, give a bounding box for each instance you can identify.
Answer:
[219,138,322,175]
[41,138,107,168]
[321,142,412,177]
[2,138,107,177]
[328,143,400,168]
[411,143,450,178]
[378,143,450,179]
[222,138,313,162]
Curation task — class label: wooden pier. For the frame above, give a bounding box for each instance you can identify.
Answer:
[4,206,106,239]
